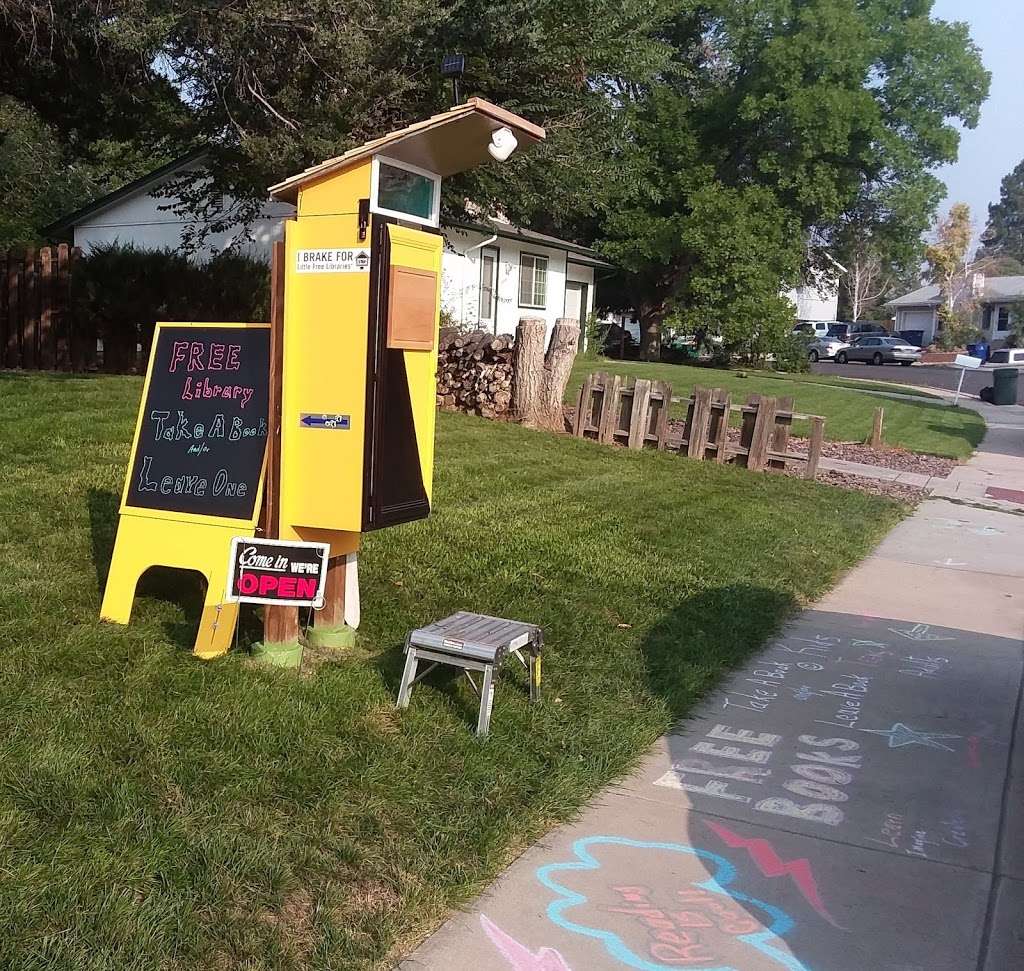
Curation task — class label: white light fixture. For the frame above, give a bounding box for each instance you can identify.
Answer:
[488,127,518,162]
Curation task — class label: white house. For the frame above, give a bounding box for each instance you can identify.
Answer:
[782,279,839,323]
[886,275,1024,347]
[46,151,605,345]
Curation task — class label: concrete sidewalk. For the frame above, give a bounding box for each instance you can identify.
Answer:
[400,406,1024,970]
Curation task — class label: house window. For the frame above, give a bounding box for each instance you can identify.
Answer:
[519,253,548,308]
[983,306,993,330]
[478,246,499,326]
[998,306,1011,332]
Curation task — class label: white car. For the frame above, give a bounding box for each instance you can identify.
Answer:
[806,335,849,362]
[792,321,832,339]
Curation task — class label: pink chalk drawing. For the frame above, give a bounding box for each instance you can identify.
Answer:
[704,820,846,929]
[480,914,574,971]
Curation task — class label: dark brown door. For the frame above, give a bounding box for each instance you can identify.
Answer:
[362,216,430,531]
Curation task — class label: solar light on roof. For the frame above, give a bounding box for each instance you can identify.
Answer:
[441,53,465,105]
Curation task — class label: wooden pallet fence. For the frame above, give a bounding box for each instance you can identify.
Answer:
[574,371,672,449]
[0,245,85,371]
[576,373,825,478]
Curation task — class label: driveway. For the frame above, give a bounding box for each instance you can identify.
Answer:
[812,360,1024,403]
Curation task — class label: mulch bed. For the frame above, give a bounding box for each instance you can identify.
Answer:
[786,435,957,478]
[783,467,929,503]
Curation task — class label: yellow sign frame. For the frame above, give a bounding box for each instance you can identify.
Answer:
[100,321,271,657]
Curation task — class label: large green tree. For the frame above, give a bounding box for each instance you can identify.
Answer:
[597,0,989,360]
[981,158,1024,265]
[0,2,191,247]
[829,175,941,320]
[121,0,670,246]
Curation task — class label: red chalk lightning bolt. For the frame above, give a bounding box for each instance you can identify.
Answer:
[704,820,845,929]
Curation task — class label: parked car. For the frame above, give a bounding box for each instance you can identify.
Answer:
[806,335,849,362]
[835,336,921,366]
[827,321,888,342]
[792,321,832,339]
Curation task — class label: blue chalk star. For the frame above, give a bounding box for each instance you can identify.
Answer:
[859,722,961,751]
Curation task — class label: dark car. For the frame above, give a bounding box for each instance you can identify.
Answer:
[827,321,888,342]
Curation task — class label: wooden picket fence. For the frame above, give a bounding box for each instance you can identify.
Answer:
[574,372,825,479]
[0,245,91,371]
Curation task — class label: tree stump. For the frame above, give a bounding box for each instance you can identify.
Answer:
[512,316,581,430]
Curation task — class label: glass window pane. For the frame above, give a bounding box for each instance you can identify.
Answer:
[377,162,434,219]
[479,249,497,320]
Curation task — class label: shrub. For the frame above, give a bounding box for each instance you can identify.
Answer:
[772,333,812,373]
[74,243,270,371]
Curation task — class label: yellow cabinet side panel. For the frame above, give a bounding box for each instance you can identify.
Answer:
[297,161,371,217]
[386,225,443,502]
[281,215,370,533]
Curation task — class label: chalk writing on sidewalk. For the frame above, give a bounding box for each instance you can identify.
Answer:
[855,722,961,752]
[703,820,844,928]
[535,835,810,971]
[480,914,574,971]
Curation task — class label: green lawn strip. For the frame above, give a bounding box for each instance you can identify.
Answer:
[0,373,904,970]
[569,358,984,459]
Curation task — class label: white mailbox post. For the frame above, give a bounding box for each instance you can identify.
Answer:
[952,353,982,406]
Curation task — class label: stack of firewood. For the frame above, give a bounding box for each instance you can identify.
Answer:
[435,328,515,418]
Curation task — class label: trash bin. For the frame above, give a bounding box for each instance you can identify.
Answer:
[993,367,1019,406]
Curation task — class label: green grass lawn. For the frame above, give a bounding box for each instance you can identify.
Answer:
[0,372,905,970]
[568,357,985,459]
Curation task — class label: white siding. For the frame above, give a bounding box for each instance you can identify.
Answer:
[68,166,599,347]
[440,227,596,344]
[783,279,839,322]
[73,166,295,263]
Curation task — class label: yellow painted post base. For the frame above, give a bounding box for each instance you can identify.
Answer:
[100,514,246,659]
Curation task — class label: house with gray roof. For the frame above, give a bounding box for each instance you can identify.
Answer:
[886,275,1024,347]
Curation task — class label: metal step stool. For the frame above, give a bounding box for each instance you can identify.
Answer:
[396,611,542,736]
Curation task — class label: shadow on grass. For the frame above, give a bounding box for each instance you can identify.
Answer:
[87,488,120,591]
[639,584,799,720]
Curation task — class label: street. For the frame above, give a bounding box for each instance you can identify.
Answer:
[811,360,1024,403]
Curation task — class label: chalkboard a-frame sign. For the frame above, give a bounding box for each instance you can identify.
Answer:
[121,322,272,526]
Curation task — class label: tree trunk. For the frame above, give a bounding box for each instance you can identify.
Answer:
[512,316,581,430]
[511,317,546,423]
[537,317,581,430]
[639,310,662,361]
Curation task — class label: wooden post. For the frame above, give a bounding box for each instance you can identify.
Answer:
[686,387,714,458]
[652,380,672,449]
[711,390,731,463]
[869,407,885,450]
[574,372,594,437]
[627,378,652,449]
[6,253,20,368]
[39,247,54,369]
[768,395,795,472]
[318,557,346,628]
[262,241,300,647]
[747,396,777,471]
[55,243,70,370]
[0,250,7,367]
[805,417,825,480]
[599,373,622,443]
[23,248,36,370]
